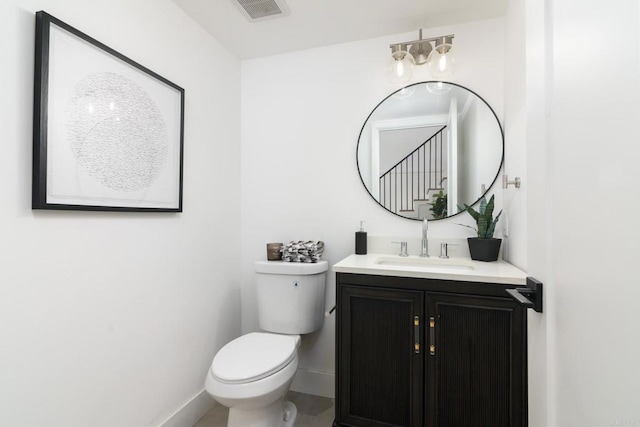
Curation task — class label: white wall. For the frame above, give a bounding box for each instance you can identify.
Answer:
[506,0,640,425]
[545,1,640,425]
[503,0,529,271]
[0,1,241,425]
[240,18,505,397]
[379,127,440,174]
[504,0,549,426]
[459,96,502,204]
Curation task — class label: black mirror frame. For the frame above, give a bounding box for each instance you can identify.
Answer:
[356,81,505,221]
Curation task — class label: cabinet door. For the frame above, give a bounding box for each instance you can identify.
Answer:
[337,285,424,427]
[426,294,527,427]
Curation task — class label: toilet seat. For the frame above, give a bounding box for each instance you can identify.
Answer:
[211,332,299,384]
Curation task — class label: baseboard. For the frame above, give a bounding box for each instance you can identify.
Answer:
[160,389,215,427]
[159,370,333,426]
[290,368,335,398]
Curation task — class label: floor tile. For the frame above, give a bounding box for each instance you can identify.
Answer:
[193,391,334,427]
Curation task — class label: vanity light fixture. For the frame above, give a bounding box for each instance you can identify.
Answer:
[388,30,455,83]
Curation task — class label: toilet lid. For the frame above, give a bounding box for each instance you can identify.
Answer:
[211,332,298,384]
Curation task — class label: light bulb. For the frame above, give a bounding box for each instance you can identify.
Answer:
[427,43,455,79]
[387,50,414,84]
[392,85,417,99]
[425,81,452,95]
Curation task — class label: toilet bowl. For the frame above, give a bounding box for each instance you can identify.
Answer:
[205,260,328,427]
[205,333,301,427]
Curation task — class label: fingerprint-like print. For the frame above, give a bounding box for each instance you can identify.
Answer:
[66,72,168,192]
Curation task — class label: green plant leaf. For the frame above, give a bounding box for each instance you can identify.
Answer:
[429,191,447,218]
[479,197,487,215]
[486,209,503,238]
[460,195,502,238]
[456,223,478,233]
[463,203,480,221]
[485,195,495,220]
[478,216,488,238]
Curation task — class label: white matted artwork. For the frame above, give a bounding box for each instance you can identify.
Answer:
[33,11,184,212]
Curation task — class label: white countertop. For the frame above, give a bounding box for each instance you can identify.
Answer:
[333,253,528,285]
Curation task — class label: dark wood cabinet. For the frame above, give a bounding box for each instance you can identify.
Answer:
[337,285,423,426]
[426,293,527,427]
[335,273,527,427]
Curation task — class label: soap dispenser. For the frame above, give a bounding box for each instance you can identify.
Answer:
[355,221,367,255]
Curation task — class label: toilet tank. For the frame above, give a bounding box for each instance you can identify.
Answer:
[254,260,328,334]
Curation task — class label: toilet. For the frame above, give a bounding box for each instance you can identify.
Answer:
[205,260,328,427]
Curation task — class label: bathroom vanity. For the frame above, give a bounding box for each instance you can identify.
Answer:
[332,254,529,427]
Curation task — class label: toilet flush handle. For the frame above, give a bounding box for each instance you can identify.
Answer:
[325,305,336,317]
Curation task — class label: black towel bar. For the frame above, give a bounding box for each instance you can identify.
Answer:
[506,277,543,313]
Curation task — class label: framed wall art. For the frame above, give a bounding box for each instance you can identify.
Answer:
[33,11,185,212]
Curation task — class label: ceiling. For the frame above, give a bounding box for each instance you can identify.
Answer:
[172,0,507,59]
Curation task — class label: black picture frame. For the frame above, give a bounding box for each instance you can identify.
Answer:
[33,11,185,212]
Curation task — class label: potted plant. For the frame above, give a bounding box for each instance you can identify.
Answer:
[460,195,503,261]
[429,190,448,219]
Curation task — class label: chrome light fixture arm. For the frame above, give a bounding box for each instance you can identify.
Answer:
[388,30,455,82]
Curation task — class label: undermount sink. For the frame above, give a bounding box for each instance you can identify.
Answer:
[374,256,476,271]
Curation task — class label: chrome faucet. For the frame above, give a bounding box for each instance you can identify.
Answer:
[420,217,429,257]
[439,243,449,259]
[392,241,409,257]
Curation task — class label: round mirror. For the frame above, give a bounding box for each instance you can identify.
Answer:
[357,81,504,220]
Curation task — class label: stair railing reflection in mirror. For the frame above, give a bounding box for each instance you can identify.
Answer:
[379,126,447,219]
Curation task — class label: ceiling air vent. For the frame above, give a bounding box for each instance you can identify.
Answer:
[233,0,290,22]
